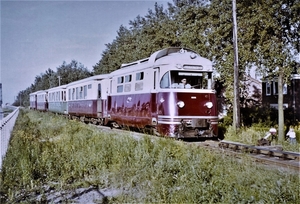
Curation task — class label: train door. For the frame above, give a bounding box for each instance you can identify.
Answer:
[34,95,37,110]
[97,83,102,117]
[151,68,159,126]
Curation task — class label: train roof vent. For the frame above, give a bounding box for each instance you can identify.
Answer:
[120,58,149,69]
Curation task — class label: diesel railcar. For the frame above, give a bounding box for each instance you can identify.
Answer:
[29,47,219,139]
[106,47,218,139]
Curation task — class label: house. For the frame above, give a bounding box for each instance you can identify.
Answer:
[261,70,300,123]
[242,74,262,107]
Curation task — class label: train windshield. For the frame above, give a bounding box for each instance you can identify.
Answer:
[160,71,213,89]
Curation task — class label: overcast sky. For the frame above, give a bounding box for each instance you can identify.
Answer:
[1,0,170,104]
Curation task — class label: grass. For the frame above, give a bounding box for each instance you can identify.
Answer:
[0,109,299,203]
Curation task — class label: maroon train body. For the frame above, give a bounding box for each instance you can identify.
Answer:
[30,48,219,139]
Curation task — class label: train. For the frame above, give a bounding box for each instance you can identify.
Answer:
[29,47,219,139]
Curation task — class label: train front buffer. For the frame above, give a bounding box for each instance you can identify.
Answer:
[157,91,218,139]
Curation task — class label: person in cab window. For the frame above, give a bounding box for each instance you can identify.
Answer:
[179,78,191,89]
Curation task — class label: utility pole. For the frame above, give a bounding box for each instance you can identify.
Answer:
[232,0,240,130]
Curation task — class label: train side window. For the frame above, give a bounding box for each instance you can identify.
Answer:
[79,86,84,99]
[110,80,112,94]
[68,89,71,100]
[73,88,76,100]
[118,76,124,84]
[160,72,170,88]
[76,87,79,100]
[154,71,157,89]
[202,72,212,89]
[84,85,87,99]
[125,84,131,92]
[98,84,101,98]
[125,75,132,92]
[136,72,144,81]
[135,82,143,91]
[117,85,123,93]
[88,84,92,89]
[125,75,132,82]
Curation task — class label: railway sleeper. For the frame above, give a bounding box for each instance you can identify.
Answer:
[220,141,300,161]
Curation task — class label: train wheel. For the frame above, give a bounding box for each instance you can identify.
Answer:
[98,118,104,126]
[110,122,120,129]
[91,118,98,125]
[151,127,160,136]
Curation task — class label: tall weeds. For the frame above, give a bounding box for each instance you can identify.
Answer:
[0,109,299,203]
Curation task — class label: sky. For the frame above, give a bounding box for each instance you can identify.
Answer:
[1,0,170,104]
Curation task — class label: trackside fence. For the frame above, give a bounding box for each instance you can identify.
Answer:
[0,107,19,171]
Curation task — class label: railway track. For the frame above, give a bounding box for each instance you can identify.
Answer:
[205,140,299,172]
[220,140,299,171]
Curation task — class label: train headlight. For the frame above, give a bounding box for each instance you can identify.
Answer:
[177,101,185,108]
[204,102,213,109]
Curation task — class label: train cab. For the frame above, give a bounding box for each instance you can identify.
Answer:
[154,48,218,138]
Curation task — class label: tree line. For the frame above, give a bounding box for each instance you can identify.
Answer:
[14,0,300,141]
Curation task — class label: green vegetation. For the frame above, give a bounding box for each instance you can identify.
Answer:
[219,110,300,152]
[224,125,300,152]
[1,110,299,203]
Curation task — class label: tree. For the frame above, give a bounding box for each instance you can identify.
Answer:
[13,60,92,106]
[93,2,175,74]
[56,60,92,85]
[237,0,299,141]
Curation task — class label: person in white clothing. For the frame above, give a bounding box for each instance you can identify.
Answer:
[286,128,296,144]
[179,78,191,89]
